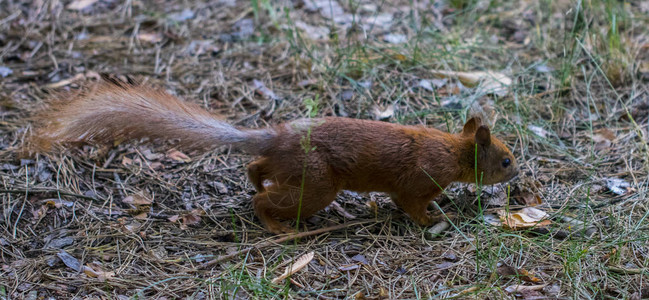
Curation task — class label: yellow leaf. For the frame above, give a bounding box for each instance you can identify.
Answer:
[497,207,551,230]
[272,252,315,284]
[391,53,407,61]
[429,70,511,96]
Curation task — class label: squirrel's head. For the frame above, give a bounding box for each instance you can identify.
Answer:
[460,117,518,185]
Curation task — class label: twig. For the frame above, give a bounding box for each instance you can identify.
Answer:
[198,219,377,269]
[0,189,100,202]
[607,266,648,275]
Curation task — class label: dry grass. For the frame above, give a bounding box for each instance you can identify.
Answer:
[1,0,649,298]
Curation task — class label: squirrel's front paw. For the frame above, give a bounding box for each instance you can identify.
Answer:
[419,211,456,226]
[266,222,297,235]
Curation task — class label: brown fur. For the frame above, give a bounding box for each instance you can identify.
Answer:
[31,76,519,234]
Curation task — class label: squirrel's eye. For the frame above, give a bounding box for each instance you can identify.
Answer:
[502,158,511,168]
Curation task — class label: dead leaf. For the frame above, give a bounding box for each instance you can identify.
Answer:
[45,237,75,249]
[379,287,389,298]
[166,149,191,163]
[390,52,407,62]
[484,214,501,226]
[351,254,368,265]
[442,252,458,261]
[383,34,407,44]
[122,194,152,206]
[338,264,360,271]
[66,0,98,10]
[606,178,631,195]
[132,212,148,220]
[141,149,162,161]
[595,128,616,141]
[212,181,229,194]
[253,79,280,101]
[519,269,542,283]
[123,220,142,233]
[451,286,480,298]
[418,79,434,92]
[57,251,81,272]
[485,184,509,206]
[528,125,549,138]
[367,13,393,29]
[519,207,549,221]
[429,70,511,97]
[271,252,315,284]
[445,84,462,96]
[168,8,194,22]
[630,287,649,300]
[32,205,49,221]
[233,18,255,40]
[426,220,450,237]
[497,264,518,276]
[434,261,455,269]
[417,79,447,92]
[504,284,547,294]
[592,128,616,150]
[371,104,395,120]
[137,32,163,43]
[168,215,180,223]
[516,190,543,206]
[535,63,553,73]
[83,263,115,281]
[179,209,204,229]
[186,40,219,56]
[0,66,13,77]
[297,79,319,87]
[121,156,133,166]
[498,264,542,283]
[294,21,330,40]
[148,162,163,170]
[497,207,551,230]
[640,61,649,80]
[303,0,353,24]
[602,248,617,261]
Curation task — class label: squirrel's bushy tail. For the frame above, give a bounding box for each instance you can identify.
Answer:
[33,75,275,154]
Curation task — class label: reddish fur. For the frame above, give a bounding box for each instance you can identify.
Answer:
[31,76,519,234]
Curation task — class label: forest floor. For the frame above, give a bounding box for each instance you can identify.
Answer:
[1,0,649,299]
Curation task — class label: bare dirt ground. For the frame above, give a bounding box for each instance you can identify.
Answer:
[1,0,649,299]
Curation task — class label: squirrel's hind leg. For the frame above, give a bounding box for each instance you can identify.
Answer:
[252,179,339,234]
[247,158,270,192]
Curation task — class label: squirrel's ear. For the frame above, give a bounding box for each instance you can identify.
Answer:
[475,125,491,147]
[462,117,482,136]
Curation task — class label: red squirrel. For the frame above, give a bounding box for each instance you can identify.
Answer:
[32,75,519,234]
